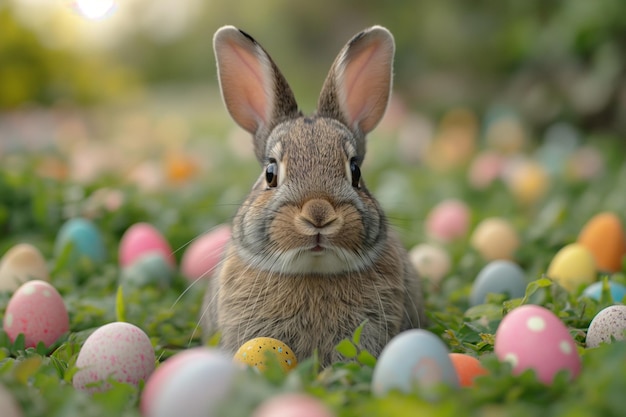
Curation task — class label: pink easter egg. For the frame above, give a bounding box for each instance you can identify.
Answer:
[494,305,581,384]
[467,151,505,189]
[252,393,335,417]
[3,280,69,348]
[425,199,471,243]
[180,225,231,282]
[73,322,155,393]
[119,223,175,268]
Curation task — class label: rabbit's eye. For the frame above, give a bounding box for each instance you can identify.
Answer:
[350,158,361,188]
[265,160,278,188]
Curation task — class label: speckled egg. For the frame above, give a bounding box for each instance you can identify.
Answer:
[3,280,69,348]
[120,252,174,288]
[586,305,626,348]
[180,225,231,282]
[577,212,626,273]
[73,322,155,393]
[546,243,596,291]
[142,348,237,417]
[234,337,297,372]
[0,383,23,417]
[408,244,451,285]
[425,199,471,243]
[253,393,335,417]
[582,281,626,303]
[494,305,581,384]
[470,217,520,261]
[118,223,175,268]
[0,243,49,292]
[54,218,106,264]
[449,353,489,387]
[470,260,527,306]
[371,329,459,396]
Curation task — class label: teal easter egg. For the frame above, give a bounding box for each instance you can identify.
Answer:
[120,253,174,288]
[371,329,459,396]
[583,281,626,303]
[470,260,527,306]
[54,218,106,264]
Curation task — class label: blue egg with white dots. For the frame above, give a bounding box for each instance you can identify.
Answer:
[54,218,107,264]
[583,281,626,303]
[470,260,527,306]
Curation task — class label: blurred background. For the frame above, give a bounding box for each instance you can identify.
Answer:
[1,0,625,251]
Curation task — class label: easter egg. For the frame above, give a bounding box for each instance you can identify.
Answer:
[3,280,69,348]
[142,348,237,417]
[546,243,596,291]
[180,225,231,282]
[120,253,174,288]
[449,353,488,387]
[586,305,626,348]
[470,217,520,261]
[253,393,335,417]
[424,199,471,243]
[577,212,626,272]
[73,322,155,393]
[494,305,581,384]
[119,223,175,268]
[582,281,626,303]
[0,383,23,417]
[234,337,297,372]
[467,151,505,189]
[505,160,549,205]
[0,243,49,292]
[408,244,451,285]
[54,218,106,264]
[469,260,527,306]
[371,329,459,396]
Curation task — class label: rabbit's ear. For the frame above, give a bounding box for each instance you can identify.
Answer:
[318,26,394,137]
[213,26,299,157]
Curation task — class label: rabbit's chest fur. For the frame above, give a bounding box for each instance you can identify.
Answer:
[215,245,408,365]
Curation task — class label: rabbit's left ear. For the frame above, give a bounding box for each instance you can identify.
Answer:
[318,26,395,137]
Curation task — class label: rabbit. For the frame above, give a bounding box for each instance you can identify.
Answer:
[201,25,426,366]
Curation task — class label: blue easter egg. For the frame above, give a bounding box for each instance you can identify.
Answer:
[54,218,106,264]
[120,252,174,288]
[470,260,527,306]
[583,281,626,303]
[371,329,459,396]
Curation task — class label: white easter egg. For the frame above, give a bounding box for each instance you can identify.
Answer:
[408,244,451,285]
[73,322,155,393]
[371,329,459,396]
[586,305,626,348]
[142,348,237,417]
[0,383,23,417]
[252,393,334,417]
[470,217,520,261]
[0,243,49,292]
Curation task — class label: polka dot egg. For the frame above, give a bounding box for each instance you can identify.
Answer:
[494,305,581,384]
[3,280,69,348]
[73,322,155,393]
[234,337,297,372]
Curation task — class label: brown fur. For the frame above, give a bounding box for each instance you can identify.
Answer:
[201,26,425,366]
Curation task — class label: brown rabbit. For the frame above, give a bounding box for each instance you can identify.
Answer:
[201,25,425,366]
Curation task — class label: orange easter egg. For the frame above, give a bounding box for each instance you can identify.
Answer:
[449,353,488,387]
[577,212,626,272]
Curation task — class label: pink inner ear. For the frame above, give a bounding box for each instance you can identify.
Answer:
[339,38,392,134]
[218,39,272,133]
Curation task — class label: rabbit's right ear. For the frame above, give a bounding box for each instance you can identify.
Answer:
[213,26,299,160]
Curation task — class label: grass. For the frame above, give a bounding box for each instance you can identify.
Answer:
[1,98,626,416]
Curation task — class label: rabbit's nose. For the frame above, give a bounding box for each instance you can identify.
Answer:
[296,199,344,235]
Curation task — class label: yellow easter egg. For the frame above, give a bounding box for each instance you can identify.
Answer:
[577,212,626,273]
[234,337,297,372]
[547,243,596,291]
[470,218,520,261]
[507,162,550,205]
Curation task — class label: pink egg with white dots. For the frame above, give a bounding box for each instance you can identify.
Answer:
[425,199,471,243]
[119,223,175,268]
[73,322,155,393]
[3,280,69,348]
[494,305,581,384]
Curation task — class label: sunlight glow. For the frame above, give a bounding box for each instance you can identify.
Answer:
[75,0,117,20]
